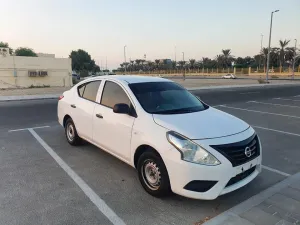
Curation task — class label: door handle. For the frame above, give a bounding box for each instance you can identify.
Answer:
[71,104,76,108]
[96,113,103,119]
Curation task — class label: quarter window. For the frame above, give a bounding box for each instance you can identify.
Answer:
[78,81,101,102]
[101,81,131,108]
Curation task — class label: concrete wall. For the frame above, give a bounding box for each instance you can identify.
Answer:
[0,56,72,88]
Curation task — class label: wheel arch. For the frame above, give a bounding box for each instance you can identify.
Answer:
[63,114,72,127]
[133,144,162,168]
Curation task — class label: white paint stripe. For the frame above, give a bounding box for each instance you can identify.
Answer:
[273,98,300,102]
[28,128,126,225]
[253,125,300,137]
[262,165,291,177]
[248,101,300,108]
[219,105,300,119]
[8,125,50,132]
[211,105,224,108]
[239,92,260,95]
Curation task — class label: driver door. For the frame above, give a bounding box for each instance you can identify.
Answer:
[92,81,135,161]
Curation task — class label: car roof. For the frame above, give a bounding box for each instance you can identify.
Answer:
[84,75,170,84]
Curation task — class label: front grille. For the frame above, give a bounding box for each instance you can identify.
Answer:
[210,134,260,167]
[225,166,256,187]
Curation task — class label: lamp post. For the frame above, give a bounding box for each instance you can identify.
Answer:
[182,52,185,79]
[266,10,279,82]
[259,34,263,70]
[124,45,127,74]
[292,39,297,80]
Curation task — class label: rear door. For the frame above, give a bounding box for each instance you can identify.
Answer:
[93,80,135,160]
[70,80,101,141]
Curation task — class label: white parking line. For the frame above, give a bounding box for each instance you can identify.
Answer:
[253,125,300,137]
[248,101,300,108]
[239,92,260,95]
[8,125,50,132]
[262,165,291,177]
[28,128,126,225]
[218,105,300,119]
[273,98,300,102]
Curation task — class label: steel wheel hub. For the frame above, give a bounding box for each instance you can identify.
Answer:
[142,160,161,190]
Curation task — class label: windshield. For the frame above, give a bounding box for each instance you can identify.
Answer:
[129,82,208,114]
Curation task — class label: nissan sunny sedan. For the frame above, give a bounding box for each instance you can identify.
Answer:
[57,75,262,200]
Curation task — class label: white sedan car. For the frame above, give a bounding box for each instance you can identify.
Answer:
[222,74,237,79]
[58,75,261,200]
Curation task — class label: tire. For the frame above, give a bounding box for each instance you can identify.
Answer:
[65,118,82,146]
[137,151,171,197]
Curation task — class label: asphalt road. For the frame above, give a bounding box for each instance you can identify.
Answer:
[1,84,300,225]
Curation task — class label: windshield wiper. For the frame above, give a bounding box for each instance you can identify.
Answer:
[154,108,196,115]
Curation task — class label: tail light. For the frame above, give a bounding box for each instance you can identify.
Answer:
[58,95,64,100]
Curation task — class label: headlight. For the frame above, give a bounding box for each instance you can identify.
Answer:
[167,131,220,165]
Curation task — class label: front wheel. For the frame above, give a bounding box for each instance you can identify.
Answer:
[137,151,171,197]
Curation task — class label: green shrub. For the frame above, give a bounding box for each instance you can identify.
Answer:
[271,75,279,79]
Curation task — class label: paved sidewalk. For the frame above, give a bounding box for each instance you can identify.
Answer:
[204,172,300,225]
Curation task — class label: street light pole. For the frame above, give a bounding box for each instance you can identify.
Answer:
[266,10,279,82]
[259,34,263,70]
[182,52,185,78]
[124,45,127,74]
[292,39,297,80]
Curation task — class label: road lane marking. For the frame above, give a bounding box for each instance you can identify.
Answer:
[253,125,300,137]
[248,101,300,108]
[239,92,260,95]
[8,125,50,132]
[273,98,300,102]
[261,165,291,177]
[219,105,300,119]
[28,128,126,225]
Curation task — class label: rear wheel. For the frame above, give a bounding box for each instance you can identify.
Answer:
[65,118,82,146]
[137,151,171,197]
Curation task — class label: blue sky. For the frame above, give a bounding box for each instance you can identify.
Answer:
[1,0,299,69]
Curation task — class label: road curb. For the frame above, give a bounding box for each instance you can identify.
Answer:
[204,171,300,225]
[0,94,60,102]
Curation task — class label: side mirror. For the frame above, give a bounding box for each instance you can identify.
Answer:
[113,103,130,114]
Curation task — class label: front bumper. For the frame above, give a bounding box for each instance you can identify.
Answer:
[163,127,262,200]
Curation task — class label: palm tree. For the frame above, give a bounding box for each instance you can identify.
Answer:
[189,59,196,70]
[261,47,269,71]
[222,49,232,68]
[215,55,223,68]
[279,39,290,68]
[178,61,185,69]
[154,59,160,69]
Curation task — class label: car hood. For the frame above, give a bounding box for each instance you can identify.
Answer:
[152,107,249,140]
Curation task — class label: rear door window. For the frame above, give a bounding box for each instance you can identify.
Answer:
[78,81,101,102]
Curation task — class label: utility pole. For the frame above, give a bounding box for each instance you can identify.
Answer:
[266,10,279,82]
[292,39,297,80]
[124,45,127,74]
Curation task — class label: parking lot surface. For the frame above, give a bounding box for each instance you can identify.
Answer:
[1,84,300,225]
